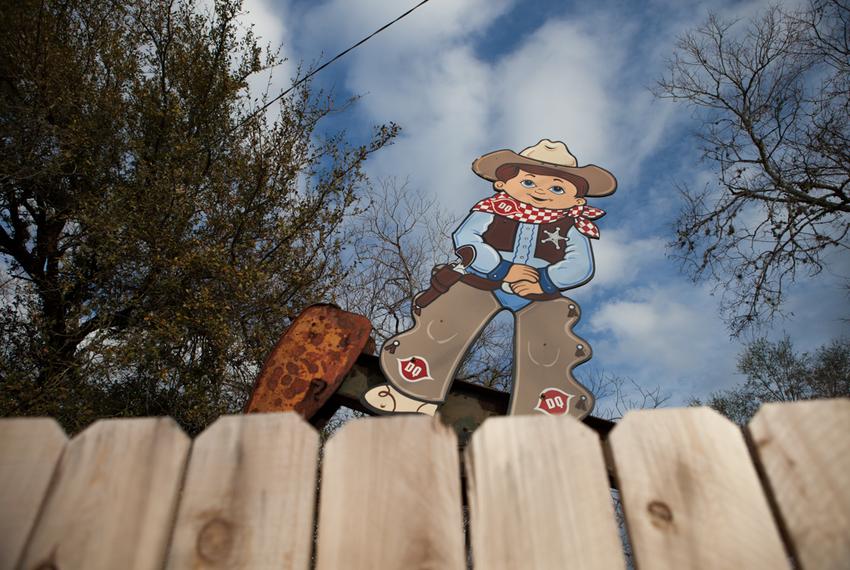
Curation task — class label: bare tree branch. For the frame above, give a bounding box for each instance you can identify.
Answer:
[657,1,850,334]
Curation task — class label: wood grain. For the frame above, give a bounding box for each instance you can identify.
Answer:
[17,418,190,570]
[467,416,625,569]
[609,407,789,570]
[749,399,850,570]
[0,419,67,570]
[315,415,465,570]
[165,413,319,570]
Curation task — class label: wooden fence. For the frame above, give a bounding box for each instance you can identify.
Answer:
[1,399,848,569]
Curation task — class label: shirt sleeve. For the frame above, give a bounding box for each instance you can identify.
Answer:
[452,211,511,278]
[538,226,595,292]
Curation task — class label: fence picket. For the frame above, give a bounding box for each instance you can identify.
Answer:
[165,413,319,569]
[748,399,850,570]
[3,400,845,569]
[466,416,625,569]
[0,419,67,570]
[609,407,789,569]
[315,416,465,570]
[16,418,189,570]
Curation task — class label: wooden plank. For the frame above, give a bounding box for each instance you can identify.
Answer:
[17,418,190,570]
[0,419,67,570]
[245,304,372,418]
[748,399,850,570]
[165,413,319,570]
[315,416,465,570]
[609,407,789,570]
[466,416,625,569]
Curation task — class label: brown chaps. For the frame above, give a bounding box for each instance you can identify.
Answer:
[379,282,595,419]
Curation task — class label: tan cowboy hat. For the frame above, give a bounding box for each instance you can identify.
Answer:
[472,139,617,197]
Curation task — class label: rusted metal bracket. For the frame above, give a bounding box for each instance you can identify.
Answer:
[244,304,372,418]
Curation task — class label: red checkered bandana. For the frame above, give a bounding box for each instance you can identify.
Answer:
[472,193,605,238]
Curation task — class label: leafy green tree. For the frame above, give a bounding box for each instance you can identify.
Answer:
[0,0,396,433]
[692,336,850,424]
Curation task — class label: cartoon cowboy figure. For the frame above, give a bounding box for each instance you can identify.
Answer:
[362,139,616,418]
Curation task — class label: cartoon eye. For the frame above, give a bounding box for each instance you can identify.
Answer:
[549,185,566,195]
[520,179,536,188]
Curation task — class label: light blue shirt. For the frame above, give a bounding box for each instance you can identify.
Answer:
[452,211,594,310]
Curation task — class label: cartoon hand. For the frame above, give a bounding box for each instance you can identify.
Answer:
[511,280,544,296]
[505,264,539,283]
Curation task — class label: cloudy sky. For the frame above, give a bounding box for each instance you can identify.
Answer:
[240,0,848,406]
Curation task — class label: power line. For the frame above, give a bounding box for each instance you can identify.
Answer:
[230,0,433,135]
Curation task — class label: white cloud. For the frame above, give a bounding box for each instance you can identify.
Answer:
[587,282,743,404]
[287,0,683,214]
[211,0,296,123]
[285,0,516,210]
[586,257,850,406]
[356,45,496,211]
[300,0,514,51]
[588,229,667,292]
[487,16,675,187]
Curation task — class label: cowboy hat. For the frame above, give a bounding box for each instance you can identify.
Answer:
[471,139,617,197]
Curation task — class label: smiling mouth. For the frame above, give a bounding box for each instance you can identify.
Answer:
[530,195,549,202]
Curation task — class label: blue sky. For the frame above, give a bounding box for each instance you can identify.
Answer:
[239,0,849,405]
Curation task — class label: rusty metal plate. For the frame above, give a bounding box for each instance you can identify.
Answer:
[244,304,372,418]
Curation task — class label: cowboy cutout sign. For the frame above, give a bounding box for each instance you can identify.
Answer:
[362,139,616,419]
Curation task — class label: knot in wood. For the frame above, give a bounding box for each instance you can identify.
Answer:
[647,500,674,528]
[197,518,235,563]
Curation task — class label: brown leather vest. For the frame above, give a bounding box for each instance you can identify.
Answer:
[481,216,575,264]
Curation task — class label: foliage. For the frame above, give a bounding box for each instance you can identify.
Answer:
[657,0,850,333]
[691,336,850,424]
[0,0,396,434]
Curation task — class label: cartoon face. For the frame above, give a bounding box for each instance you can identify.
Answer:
[495,169,586,210]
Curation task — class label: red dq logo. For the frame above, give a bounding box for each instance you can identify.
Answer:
[534,388,574,416]
[397,356,433,382]
[492,197,517,214]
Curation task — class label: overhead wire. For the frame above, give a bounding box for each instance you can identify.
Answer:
[228,0,433,137]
